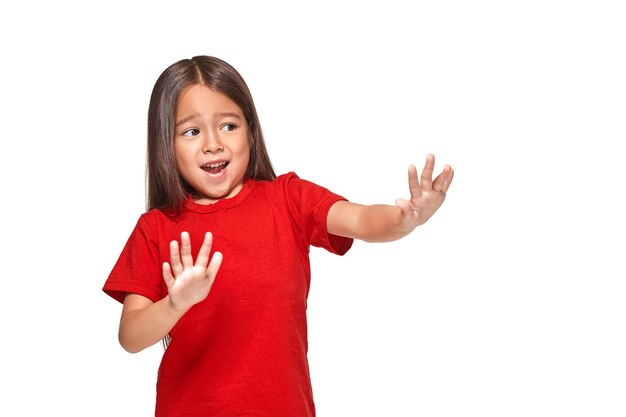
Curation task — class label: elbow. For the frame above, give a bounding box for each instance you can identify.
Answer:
[121,344,143,354]
[118,329,145,354]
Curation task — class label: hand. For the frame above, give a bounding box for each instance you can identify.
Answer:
[395,154,454,229]
[162,231,223,312]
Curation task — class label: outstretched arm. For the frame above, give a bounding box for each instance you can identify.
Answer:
[327,154,454,242]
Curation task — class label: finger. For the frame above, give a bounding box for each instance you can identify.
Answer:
[420,154,435,191]
[206,251,223,284]
[441,168,454,193]
[162,262,175,289]
[441,167,454,193]
[407,164,421,200]
[169,240,184,277]
[195,232,213,268]
[180,231,193,268]
[432,164,453,192]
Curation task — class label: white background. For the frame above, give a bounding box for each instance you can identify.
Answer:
[1,1,624,416]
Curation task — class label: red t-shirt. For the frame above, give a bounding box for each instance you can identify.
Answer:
[103,173,353,417]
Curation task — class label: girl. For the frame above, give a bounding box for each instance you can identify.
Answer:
[103,55,453,417]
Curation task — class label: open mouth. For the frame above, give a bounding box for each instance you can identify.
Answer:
[201,161,229,174]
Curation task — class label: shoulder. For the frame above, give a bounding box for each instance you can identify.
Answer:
[268,172,325,190]
[255,171,301,187]
[137,208,163,225]
[257,172,346,209]
[134,208,179,234]
[252,172,297,195]
[254,172,328,198]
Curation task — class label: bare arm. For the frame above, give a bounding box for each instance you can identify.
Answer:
[118,231,222,353]
[327,154,454,242]
[327,202,408,242]
[119,294,186,353]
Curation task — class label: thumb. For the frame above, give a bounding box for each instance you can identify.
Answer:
[395,198,413,213]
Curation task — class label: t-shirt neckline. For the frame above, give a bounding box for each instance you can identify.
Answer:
[182,177,255,213]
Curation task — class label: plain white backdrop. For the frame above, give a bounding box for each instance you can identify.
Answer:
[1,1,624,416]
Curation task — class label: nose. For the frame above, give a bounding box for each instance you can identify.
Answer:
[202,132,223,153]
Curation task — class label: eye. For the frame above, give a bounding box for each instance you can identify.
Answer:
[182,128,200,137]
[220,123,237,132]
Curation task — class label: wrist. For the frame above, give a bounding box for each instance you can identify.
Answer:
[165,295,190,317]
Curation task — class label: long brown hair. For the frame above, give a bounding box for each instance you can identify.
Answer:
[146,56,276,212]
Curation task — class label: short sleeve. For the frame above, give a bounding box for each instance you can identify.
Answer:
[102,213,163,303]
[280,172,353,255]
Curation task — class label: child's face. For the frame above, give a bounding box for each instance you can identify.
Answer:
[174,84,250,204]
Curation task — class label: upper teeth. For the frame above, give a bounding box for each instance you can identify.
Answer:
[206,162,226,168]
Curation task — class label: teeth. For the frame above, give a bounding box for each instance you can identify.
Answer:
[204,162,227,168]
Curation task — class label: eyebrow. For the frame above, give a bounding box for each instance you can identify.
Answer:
[215,112,242,120]
[175,112,242,127]
[175,113,199,127]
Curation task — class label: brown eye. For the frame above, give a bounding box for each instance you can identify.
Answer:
[221,124,237,132]
[182,128,200,137]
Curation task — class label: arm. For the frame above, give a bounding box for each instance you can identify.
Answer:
[118,231,222,353]
[327,154,454,242]
[119,294,186,353]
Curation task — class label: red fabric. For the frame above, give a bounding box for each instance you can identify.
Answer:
[103,173,352,417]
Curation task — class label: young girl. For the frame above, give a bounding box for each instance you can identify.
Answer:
[103,55,453,417]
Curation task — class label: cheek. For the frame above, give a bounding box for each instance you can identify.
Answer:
[173,149,194,180]
[241,144,251,168]
[236,134,251,159]
[173,142,191,164]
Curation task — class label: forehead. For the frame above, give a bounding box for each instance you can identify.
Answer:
[176,84,244,116]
